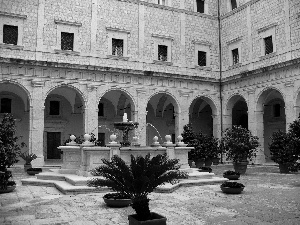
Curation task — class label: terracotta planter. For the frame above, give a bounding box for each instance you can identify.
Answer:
[0,185,16,194]
[212,158,220,165]
[233,161,249,174]
[221,186,244,194]
[279,164,290,173]
[223,174,240,180]
[204,159,213,167]
[103,196,132,207]
[128,212,167,225]
[194,159,205,168]
[27,169,42,176]
[24,163,32,172]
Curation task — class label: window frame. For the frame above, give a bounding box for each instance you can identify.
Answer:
[194,41,211,69]
[258,25,276,57]
[197,50,207,67]
[195,0,207,14]
[152,35,173,64]
[112,38,124,57]
[232,48,239,65]
[158,44,168,62]
[230,0,238,10]
[106,28,129,59]
[264,36,274,55]
[3,24,18,45]
[61,32,74,51]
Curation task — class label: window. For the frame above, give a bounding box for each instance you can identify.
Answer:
[232,48,239,65]
[61,32,74,51]
[273,104,280,117]
[231,0,237,10]
[98,103,104,117]
[264,36,273,55]
[158,45,168,61]
[3,25,18,45]
[196,0,205,13]
[0,98,12,113]
[49,101,60,115]
[198,51,206,66]
[112,38,124,56]
[158,0,166,5]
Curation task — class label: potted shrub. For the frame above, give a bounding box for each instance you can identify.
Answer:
[87,153,188,224]
[220,181,245,194]
[223,170,240,180]
[221,126,259,174]
[20,152,37,172]
[269,130,299,173]
[26,167,43,176]
[0,114,25,193]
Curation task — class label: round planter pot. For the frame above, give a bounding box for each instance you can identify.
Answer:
[279,164,290,173]
[221,186,244,194]
[194,159,205,168]
[27,170,41,176]
[24,164,32,172]
[204,159,213,167]
[233,161,249,174]
[212,158,220,165]
[223,174,240,180]
[103,197,132,208]
[0,185,16,194]
[128,212,167,225]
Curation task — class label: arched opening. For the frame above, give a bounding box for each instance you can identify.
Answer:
[232,100,248,129]
[98,90,135,146]
[44,86,84,161]
[0,82,30,162]
[189,97,214,136]
[146,93,178,145]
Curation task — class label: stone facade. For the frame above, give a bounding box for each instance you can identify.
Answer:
[0,0,299,166]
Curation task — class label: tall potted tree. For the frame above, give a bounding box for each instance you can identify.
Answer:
[87,153,188,224]
[0,114,25,193]
[221,126,259,174]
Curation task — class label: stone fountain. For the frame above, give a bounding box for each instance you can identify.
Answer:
[114,113,139,147]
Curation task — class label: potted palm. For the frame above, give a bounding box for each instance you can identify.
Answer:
[0,114,25,193]
[20,152,37,172]
[87,153,188,224]
[221,126,259,174]
[269,130,299,173]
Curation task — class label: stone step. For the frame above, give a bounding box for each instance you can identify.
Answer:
[21,178,109,195]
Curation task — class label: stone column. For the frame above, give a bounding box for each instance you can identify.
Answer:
[255,110,265,164]
[84,86,98,135]
[212,114,221,139]
[29,82,45,167]
[177,95,190,137]
[284,82,296,130]
[247,89,256,135]
[136,89,148,146]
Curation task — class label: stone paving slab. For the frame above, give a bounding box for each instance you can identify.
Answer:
[1,165,300,225]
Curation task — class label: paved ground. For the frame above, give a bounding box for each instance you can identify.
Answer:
[1,164,300,225]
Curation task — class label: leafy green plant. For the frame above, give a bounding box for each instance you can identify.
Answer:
[0,114,25,190]
[221,181,244,188]
[87,153,188,221]
[269,131,298,168]
[20,152,37,164]
[221,126,259,162]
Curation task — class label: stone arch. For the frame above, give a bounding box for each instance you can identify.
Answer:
[188,95,218,136]
[146,91,180,145]
[256,87,286,163]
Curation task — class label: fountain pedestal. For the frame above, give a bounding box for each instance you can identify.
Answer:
[114,122,139,147]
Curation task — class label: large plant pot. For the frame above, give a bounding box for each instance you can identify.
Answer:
[27,168,42,176]
[0,185,16,194]
[204,158,213,167]
[194,159,205,168]
[24,163,32,172]
[221,187,244,194]
[212,157,220,165]
[128,212,167,225]
[279,163,290,173]
[233,161,249,174]
[103,196,132,207]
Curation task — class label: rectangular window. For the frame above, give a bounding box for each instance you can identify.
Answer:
[158,45,168,61]
[231,0,237,10]
[49,101,60,115]
[264,36,273,55]
[198,51,206,66]
[61,32,74,51]
[112,38,124,56]
[273,104,280,117]
[1,98,12,113]
[196,0,205,13]
[98,103,104,117]
[3,25,18,45]
[232,48,239,65]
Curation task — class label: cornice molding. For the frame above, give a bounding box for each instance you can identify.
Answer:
[257,22,278,33]
[54,19,82,27]
[151,34,174,40]
[106,27,130,33]
[0,11,27,19]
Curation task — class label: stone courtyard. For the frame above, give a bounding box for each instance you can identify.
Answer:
[1,164,299,225]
